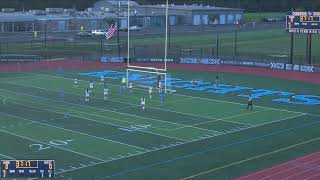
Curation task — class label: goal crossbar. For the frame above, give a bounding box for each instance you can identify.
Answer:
[128,65,167,72]
[127,68,167,75]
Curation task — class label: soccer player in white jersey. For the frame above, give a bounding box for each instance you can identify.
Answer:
[89,80,94,93]
[158,81,162,93]
[103,87,109,100]
[129,82,133,93]
[141,96,146,111]
[100,75,104,83]
[74,79,78,88]
[148,86,153,99]
[85,89,90,103]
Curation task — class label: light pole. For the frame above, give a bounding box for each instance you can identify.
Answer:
[234,29,238,57]
[216,34,219,58]
[259,0,262,18]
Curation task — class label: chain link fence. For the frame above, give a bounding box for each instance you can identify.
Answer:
[0,33,319,65]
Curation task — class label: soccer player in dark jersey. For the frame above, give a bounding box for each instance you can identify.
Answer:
[247,94,253,111]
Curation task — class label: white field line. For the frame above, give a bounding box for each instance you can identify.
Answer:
[4,81,252,127]
[249,113,307,129]
[164,96,198,105]
[169,109,269,131]
[0,92,187,142]
[11,98,185,146]
[30,73,317,116]
[0,110,148,152]
[0,130,105,162]
[54,113,308,176]
[192,108,270,126]
[0,87,221,135]
[1,97,8,105]
[0,153,15,160]
[112,104,140,111]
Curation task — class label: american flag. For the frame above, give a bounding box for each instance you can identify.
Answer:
[106,24,117,39]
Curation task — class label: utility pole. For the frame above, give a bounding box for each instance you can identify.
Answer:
[100,34,103,59]
[289,33,293,64]
[305,34,308,64]
[259,0,262,18]
[168,21,171,48]
[234,29,238,57]
[44,23,47,48]
[307,34,312,65]
[216,34,219,59]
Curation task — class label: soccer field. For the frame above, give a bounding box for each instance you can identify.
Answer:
[0,68,319,180]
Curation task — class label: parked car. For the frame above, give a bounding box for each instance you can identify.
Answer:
[129,26,142,31]
[76,31,92,37]
[119,26,142,32]
[91,30,107,36]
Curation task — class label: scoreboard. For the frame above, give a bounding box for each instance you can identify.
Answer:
[286,12,320,34]
[1,160,55,178]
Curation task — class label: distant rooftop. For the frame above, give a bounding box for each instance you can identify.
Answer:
[0,13,36,22]
[140,4,243,11]
[0,11,115,22]
[108,0,139,6]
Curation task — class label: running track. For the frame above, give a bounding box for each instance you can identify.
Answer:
[236,152,320,180]
[0,60,320,85]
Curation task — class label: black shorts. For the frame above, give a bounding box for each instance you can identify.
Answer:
[248,101,253,106]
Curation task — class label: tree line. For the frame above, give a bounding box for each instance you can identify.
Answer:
[0,0,319,12]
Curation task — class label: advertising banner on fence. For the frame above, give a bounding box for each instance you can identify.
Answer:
[314,66,320,73]
[101,56,124,63]
[101,56,319,73]
[300,65,314,73]
[270,62,285,70]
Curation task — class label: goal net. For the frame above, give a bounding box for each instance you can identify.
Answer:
[126,69,175,93]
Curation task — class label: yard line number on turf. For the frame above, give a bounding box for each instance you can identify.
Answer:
[29,139,74,151]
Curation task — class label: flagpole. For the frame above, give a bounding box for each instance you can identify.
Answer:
[117,0,120,58]
[164,0,169,71]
